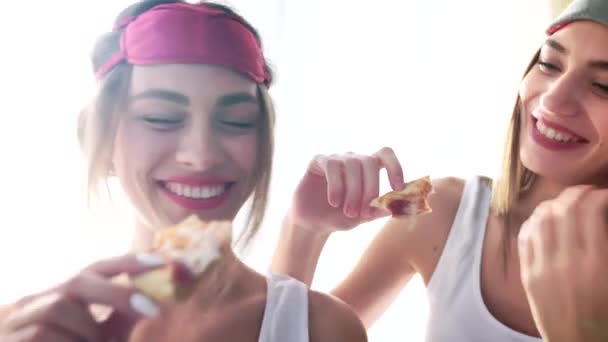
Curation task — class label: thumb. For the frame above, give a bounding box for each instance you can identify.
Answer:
[369,207,391,220]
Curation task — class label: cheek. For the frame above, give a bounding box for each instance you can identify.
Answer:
[222,133,259,174]
[519,68,550,109]
[112,123,131,174]
[596,117,608,146]
[112,122,169,187]
[519,73,537,105]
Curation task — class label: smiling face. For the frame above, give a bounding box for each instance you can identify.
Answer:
[518,20,608,186]
[111,64,263,229]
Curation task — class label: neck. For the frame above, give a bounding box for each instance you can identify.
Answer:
[510,176,565,225]
[191,248,265,303]
[513,172,608,223]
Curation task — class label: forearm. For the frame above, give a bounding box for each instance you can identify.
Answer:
[270,215,330,286]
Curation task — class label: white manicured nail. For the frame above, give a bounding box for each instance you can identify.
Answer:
[136,253,166,267]
[130,293,160,317]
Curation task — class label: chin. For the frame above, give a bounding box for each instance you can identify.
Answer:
[522,160,591,188]
[163,204,240,225]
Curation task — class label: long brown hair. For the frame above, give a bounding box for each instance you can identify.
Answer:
[490,50,540,267]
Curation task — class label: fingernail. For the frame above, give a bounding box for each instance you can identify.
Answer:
[136,253,166,267]
[347,208,358,218]
[130,293,160,317]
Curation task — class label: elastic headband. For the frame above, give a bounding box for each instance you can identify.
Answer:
[547,0,608,35]
[95,2,271,85]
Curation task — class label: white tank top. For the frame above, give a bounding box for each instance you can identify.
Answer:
[425,176,542,342]
[258,273,309,342]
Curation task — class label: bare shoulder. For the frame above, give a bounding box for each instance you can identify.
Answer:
[384,177,465,281]
[424,176,466,228]
[308,290,367,342]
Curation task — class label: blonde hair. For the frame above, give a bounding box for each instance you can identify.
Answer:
[491,50,540,219]
[78,1,276,249]
[489,50,541,269]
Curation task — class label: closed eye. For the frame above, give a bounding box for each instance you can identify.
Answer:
[140,115,184,130]
[144,117,181,124]
[592,82,608,94]
[219,120,257,129]
[538,60,560,73]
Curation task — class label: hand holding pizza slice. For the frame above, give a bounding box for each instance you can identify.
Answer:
[129,216,232,303]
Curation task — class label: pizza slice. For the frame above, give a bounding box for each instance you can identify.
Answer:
[370,176,434,217]
[130,216,231,302]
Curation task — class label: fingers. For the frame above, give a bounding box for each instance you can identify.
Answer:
[342,157,363,218]
[373,147,405,190]
[549,185,607,253]
[532,201,558,263]
[84,253,167,278]
[552,185,592,251]
[309,147,402,218]
[518,218,535,283]
[582,189,608,253]
[3,323,76,342]
[1,254,165,342]
[519,185,608,285]
[61,271,160,320]
[311,155,344,208]
[2,293,102,342]
[55,254,165,320]
[519,200,557,283]
[518,217,535,285]
[359,156,381,218]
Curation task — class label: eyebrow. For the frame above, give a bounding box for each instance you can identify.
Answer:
[216,92,258,107]
[589,60,608,71]
[544,38,608,71]
[130,89,189,106]
[545,38,567,53]
[128,90,258,107]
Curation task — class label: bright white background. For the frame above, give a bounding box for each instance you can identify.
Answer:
[0,0,554,340]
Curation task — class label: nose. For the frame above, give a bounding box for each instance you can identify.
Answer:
[538,73,584,118]
[175,122,225,171]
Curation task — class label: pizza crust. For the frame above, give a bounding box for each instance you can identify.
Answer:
[130,216,231,302]
[370,176,434,217]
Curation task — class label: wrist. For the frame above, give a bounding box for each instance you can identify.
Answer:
[284,208,333,240]
[271,213,331,285]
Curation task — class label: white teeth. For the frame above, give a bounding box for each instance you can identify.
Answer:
[535,120,579,143]
[192,188,201,198]
[169,183,181,194]
[165,183,227,199]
